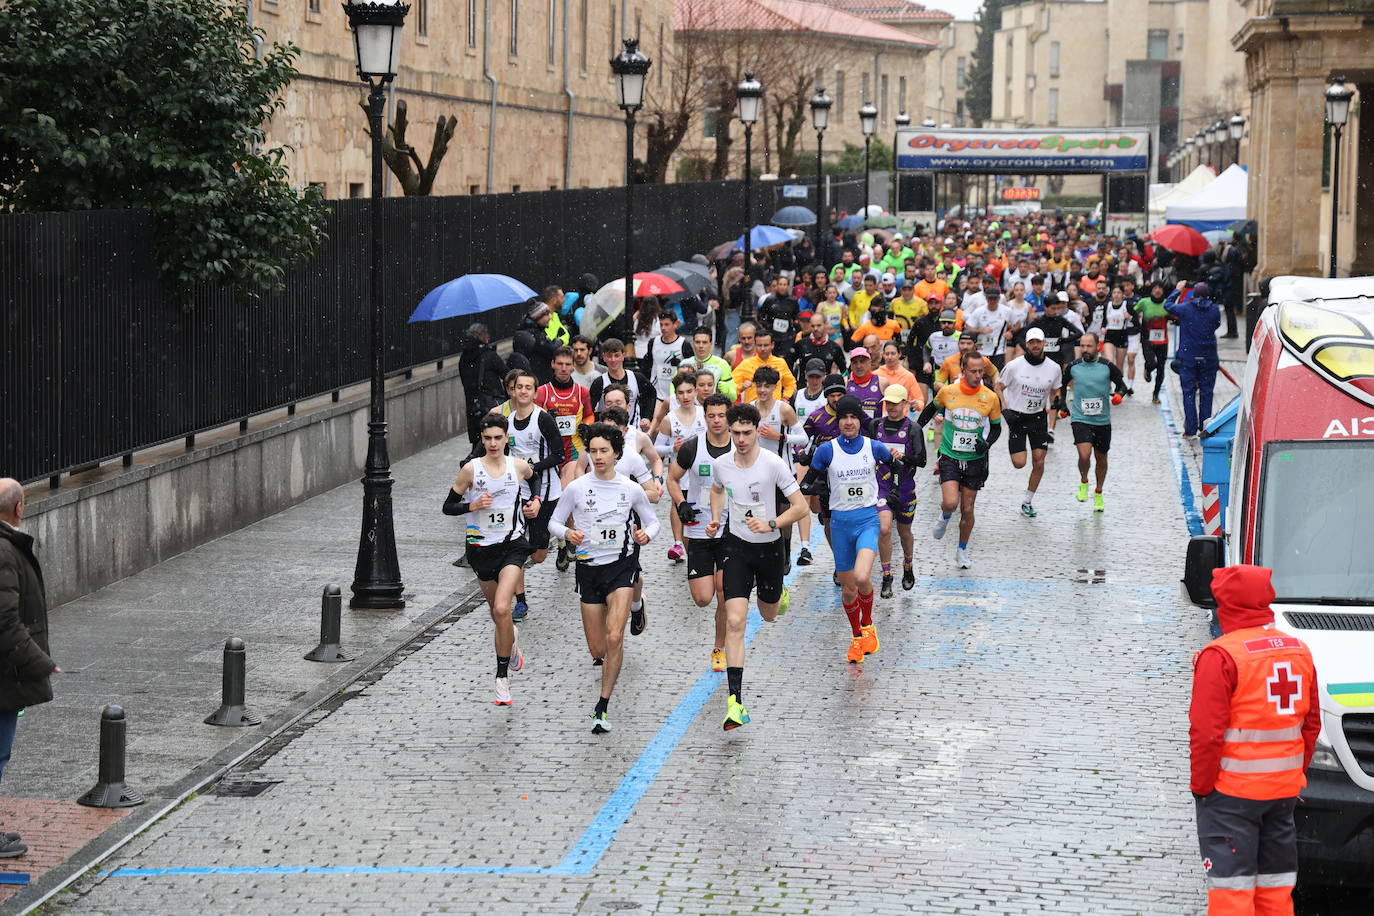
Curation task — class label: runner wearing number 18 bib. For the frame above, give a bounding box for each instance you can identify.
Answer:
[916,351,1002,570]
[805,395,893,665]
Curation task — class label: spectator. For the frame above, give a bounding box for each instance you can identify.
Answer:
[512,300,559,385]
[457,323,509,453]
[1165,280,1222,438]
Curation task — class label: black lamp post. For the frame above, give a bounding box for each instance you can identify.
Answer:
[1228,113,1245,167]
[611,39,651,339]
[892,110,910,214]
[859,101,877,223]
[1208,121,1223,167]
[1325,76,1353,278]
[736,73,763,269]
[344,0,409,610]
[809,87,831,258]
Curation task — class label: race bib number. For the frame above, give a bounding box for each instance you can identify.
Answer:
[1148,328,1166,343]
[1080,397,1104,416]
[1023,396,1045,413]
[1107,313,1125,330]
[772,318,791,334]
[555,414,577,436]
[659,363,676,380]
[728,494,765,533]
[826,312,842,328]
[479,509,510,535]
[952,429,980,453]
[1044,338,1060,351]
[592,526,622,551]
[838,482,873,507]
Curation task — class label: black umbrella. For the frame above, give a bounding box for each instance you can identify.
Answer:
[1227,219,1258,237]
[656,266,713,300]
[664,259,713,280]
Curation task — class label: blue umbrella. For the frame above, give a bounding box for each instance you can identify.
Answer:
[408,274,539,323]
[835,214,864,230]
[733,224,794,250]
[771,205,817,227]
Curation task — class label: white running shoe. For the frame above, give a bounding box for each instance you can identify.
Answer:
[591,711,612,734]
[509,626,524,673]
[933,514,951,540]
[956,547,972,569]
[494,676,512,705]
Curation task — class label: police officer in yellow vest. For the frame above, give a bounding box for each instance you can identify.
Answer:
[1190,564,1319,916]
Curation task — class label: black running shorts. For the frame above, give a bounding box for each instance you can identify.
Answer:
[1071,421,1112,454]
[1004,409,1050,455]
[525,497,558,551]
[467,538,531,583]
[936,454,989,491]
[685,536,727,580]
[721,534,785,604]
[574,554,640,605]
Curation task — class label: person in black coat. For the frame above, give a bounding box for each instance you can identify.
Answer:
[0,479,58,860]
[512,301,559,385]
[457,323,508,450]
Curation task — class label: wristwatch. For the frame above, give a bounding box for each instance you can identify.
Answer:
[768,520,778,531]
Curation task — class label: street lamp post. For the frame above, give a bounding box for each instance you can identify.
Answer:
[1209,121,1223,167]
[893,110,910,214]
[611,39,651,341]
[809,88,832,258]
[859,101,877,222]
[1325,76,1354,278]
[736,73,763,269]
[1228,113,1245,167]
[344,0,409,610]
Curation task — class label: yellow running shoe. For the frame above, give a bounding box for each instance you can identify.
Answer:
[860,624,880,655]
[723,694,750,730]
[846,636,865,665]
[711,647,726,672]
[776,586,791,618]
[1076,481,1089,502]
[1093,491,1105,513]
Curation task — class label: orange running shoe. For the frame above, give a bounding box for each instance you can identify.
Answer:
[846,636,865,665]
[860,624,880,656]
[711,647,726,672]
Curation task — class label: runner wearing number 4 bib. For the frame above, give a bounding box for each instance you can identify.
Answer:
[917,351,1002,570]
[1058,332,1129,513]
[804,396,894,664]
[548,423,660,735]
[443,415,541,707]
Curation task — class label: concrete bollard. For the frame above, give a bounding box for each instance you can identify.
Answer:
[203,637,262,727]
[77,705,144,808]
[304,584,355,663]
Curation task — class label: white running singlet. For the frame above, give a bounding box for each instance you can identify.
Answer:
[709,449,798,544]
[463,456,525,547]
[825,437,880,512]
[998,356,1063,415]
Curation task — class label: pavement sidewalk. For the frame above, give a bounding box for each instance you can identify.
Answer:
[0,425,481,903]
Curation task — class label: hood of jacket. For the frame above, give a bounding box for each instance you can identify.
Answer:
[1212,564,1276,633]
[456,333,490,354]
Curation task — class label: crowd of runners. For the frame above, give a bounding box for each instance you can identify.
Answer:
[446,211,1227,732]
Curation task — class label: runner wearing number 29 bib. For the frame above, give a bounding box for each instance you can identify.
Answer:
[916,350,1002,570]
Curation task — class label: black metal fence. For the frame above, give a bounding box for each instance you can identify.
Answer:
[2,179,781,485]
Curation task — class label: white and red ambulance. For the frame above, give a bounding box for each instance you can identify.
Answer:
[1184,275,1374,885]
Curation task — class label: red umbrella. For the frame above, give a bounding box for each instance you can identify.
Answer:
[624,272,684,296]
[1150,224,1210,257]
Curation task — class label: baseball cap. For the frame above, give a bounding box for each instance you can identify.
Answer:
[943,237,954,246]
[849,346,871,360]
[822,373,847,396]
[901,279,915,289]
[1024,327,1046,342]
[939,309,957,322]
[881,273,896,284]
[804,358,827,377]
[882,384,908,404]
[1056,291,1070,302]
[834,395,867,420]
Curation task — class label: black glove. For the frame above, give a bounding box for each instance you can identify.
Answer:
[973,439,990,457]
[675,501,699,524]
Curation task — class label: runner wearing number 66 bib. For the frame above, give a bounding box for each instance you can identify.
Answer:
[916,351,1002,570]
[1058,332,1129,513]
[802,396,895,665]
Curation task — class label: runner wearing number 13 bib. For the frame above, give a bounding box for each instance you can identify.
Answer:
[805,396,893,665]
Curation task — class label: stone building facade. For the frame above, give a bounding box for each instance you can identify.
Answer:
[247,0,674,197]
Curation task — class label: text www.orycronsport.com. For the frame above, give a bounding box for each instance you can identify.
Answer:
[915,157,1127,169]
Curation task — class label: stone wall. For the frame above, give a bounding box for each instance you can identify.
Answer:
[26,367,467,607]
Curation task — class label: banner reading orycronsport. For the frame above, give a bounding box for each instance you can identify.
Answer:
[895,127,1151,173]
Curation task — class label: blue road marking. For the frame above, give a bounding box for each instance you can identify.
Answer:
[1157,396,1204,536]
[106,568,798,881]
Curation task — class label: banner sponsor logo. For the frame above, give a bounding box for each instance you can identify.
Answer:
[896,128,1151,173]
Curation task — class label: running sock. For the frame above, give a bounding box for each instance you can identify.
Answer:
[496,656,510,678]
[858,590,874,626]
[958,541,969,550]
[1024,489,1035,504]
[1095,488,1103,494]
[842,597,863,637]
[516,592,527,606]
[902,559,913,570]
[726,666,743,699]
[800,540,810,549]
[594,696,609,715]
[631,599,643,612]
[882,563,892,576]
[941,511,953,520]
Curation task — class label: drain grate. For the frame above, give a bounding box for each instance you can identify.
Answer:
[1074,568,1107,584]
[212,779,280,798]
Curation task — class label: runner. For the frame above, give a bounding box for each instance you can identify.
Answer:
[790,361,829,566]
[597,386,666,484]
[724,322,757,369]
[548,423,659,734]
[874,385,924,596]
[666,394,734,673]
[935,332,1000,392]
[682,327,738,400]
[569,335,603,389]
[917,350,1002,569]
[1133,281,1171,404]
[801,374,847,557]
[1100,286,1135,388]
[732,329,797,404]
[504,369,567,621]
[644,311,693,402]
[587,338,656,430]
[996,328,1061,518]
[706,404,808,729]
[1058,332,1128,512]
[924,309,962,391]
[805,396,892,664]
[655,373,706,564]
[964,285,1011,370]
[442,414,538,706]
[1016,294,1083,442]
[844,347,884,419]
[753,365,807,572]
[875,340,922,408]
[535,347,592,484]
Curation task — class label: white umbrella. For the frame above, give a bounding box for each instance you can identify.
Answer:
[578,276,682,338]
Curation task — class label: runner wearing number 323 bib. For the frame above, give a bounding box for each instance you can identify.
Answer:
[916,350,1002,571]
[1058,335,1129,513]
[805,395,894,666]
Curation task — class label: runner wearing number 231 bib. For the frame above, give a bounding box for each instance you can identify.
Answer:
[804,396,894,665]
[916,350,1002,570]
